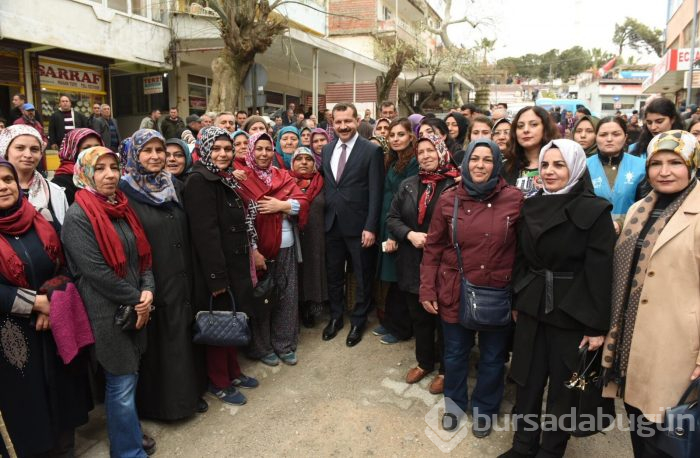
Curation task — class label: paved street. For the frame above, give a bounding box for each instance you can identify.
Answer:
[74,315,634,457]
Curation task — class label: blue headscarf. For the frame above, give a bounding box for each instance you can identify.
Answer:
[165,138,192,176]
[120,129,179,206]
[461,139,503,200]
[275,126,300,168]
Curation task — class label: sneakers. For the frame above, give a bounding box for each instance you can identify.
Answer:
[371,325,389,336]
[231,374,259,389]
[208,384,247,406]
[379,333,399,345]
[260,353,280,366]
[279,351,298,365]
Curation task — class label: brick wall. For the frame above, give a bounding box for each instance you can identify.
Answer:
[328,0,377,35]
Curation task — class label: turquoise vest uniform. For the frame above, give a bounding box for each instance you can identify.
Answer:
[587,153,646,220]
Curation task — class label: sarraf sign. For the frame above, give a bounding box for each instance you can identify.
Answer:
[38,57,105,94]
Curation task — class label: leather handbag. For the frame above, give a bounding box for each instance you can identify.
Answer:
[114,305,138,331]
[553,345,616,437]
[656,379,700,457]
[452,195,511,330]
[193,290,250,347]
[253,261,277,307]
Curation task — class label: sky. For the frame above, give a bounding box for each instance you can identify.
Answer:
[446,0,669,62]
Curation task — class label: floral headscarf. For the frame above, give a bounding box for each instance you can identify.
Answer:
[120,129,179,206]
[197,126,239,191]
[416,134,451,171]
[370,135,390,155]
[414,135,459,225]
[275,126,300,168]
[310,128,330,164]
[0,125,43,158]
[74,146,122,192]
[291,147,317,172]
[247,132,275,187]
[646,130,699,171]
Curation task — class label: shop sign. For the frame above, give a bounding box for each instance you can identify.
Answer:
[38,57,104,93]
[144,76,163,95]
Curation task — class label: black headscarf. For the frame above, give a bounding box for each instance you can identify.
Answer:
[461,139,503,200]
[445,112,469,147]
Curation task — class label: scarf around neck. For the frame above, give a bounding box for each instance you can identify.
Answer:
[56,128,104,176]
[197,126,240,192]
[287,147,323,228]
[416,135,459,224]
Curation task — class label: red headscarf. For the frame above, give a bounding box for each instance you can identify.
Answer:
[56,128,104,176]
[236,133,308,259]
[0,159,64,287]
[286,147,323,229]
[416,135,459,225]
[73,147,151,277]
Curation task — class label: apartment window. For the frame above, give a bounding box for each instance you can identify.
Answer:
[87,0,165,22]
[107,0,128,13]
[383,6,392,20]
[188,74,212,115]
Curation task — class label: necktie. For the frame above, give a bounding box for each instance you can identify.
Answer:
[337,143,347,179]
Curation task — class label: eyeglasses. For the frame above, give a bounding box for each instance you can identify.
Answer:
[493,129,510,137]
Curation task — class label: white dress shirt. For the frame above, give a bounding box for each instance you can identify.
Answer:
[330,132,359,178]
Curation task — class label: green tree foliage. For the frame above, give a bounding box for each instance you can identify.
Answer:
[613,17,663,57]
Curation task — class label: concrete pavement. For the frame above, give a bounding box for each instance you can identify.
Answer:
[74,316,634,457]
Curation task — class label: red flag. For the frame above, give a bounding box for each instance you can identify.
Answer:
[598,56,617,77]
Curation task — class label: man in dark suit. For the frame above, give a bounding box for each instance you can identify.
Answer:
[321,103,384,347]
[48,95,87,150]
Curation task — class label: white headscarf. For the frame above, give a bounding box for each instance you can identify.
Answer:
[539,139,587,195]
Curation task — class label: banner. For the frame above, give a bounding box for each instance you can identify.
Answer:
[38,57,104,93]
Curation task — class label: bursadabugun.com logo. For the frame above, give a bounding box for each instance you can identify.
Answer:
[424,398,468,453]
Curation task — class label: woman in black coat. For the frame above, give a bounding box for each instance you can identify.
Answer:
[500,139,615,458]
[386,135,458,393]
[183,126,259,406]
[119,129,206,420]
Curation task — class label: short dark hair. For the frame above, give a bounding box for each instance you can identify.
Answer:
[170,106,178,111]
[332,103,358,118]
[576,106,591,115]
[150,108,160,115]
[236,110,247,116]
[496,102,508,109]
[460,103,478,112]
[380,101,396,110]
[13,93,26,102]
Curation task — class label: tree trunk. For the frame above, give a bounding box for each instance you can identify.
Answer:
[208,52,254,113]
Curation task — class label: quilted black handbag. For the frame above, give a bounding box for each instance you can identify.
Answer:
[452,195,511,330]
[193,290,250,347]
[657,378,700,457]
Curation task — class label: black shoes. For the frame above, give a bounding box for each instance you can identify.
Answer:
[497,450,535,458]
[301,309,316,328]
[346,325,364,347]
[196,397,208,413]
[441,412,461,432]
[143,434,157,455]
[472,416,492,438]
[322,319,343,340]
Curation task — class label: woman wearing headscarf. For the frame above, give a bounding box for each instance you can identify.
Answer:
[118,129,206,421]
[236,132,308,366]
[419,117,464,165]
[299,125,313,148]
[0,125,69,226]
[587,117,646,234]
[165,138,193,181]
[445,111,469,150]
[0,158,92,457]
[62,146,155,458]
[370,134,390,157]
[491,118,511,155]
[287,146,326,328]
[274,125,300,169]
[407,114,425,137]
[52,127,104,203]
[183,127,260,406]
[374,118,420,345]
[572,114,599,157]
[243,116,269,136]
[310,127,330,166]
[374,117,391,139]
[602,131,700,457]
[231,130,250,174]
[420,138,522,437]
[386,134,459,394]
[500,139,615,458]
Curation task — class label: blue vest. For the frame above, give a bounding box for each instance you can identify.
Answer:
[587,153,646,220]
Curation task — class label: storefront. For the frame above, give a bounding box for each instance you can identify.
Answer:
[0,40,26,121]
[36,56,108,123]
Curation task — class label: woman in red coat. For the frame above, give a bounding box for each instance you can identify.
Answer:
[236,132,308,366]
[420,138,523,437]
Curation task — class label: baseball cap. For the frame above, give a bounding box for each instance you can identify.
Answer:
[186,115,201,124]
[22,103,35,111]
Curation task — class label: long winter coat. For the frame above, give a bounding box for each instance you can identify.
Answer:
[121,180,204,420]
[62,204,155,375]
[386,174,455,295]
[419,179,523,324]
[603,184,700,422]
[510,180,615,383]
[298,191,327,304]
[183,163,256,316]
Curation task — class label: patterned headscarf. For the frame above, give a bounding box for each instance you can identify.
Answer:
[416,134,451,171]
[370,135,390,155]
[197,126,239,191]
[275,126,300,168]
[120,129,179,205]
[415,134,459,225]
[539,139,588,195]
[291,147,317,171]
[247,132,275,187]
[310,128,330,165]
[59,128,104,162]
[74,146,122,192]
[646,130,699,171]
[0,125,44,158]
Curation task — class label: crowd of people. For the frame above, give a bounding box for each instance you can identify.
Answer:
[0,95,698,458]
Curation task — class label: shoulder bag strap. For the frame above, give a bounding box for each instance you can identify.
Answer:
[452,193,464,275]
